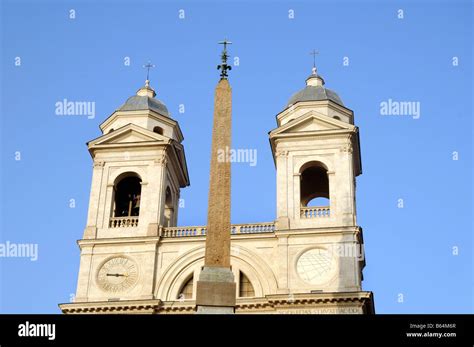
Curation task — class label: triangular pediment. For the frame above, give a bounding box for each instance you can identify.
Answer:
[88,123,166,147]
[272,111,354,135]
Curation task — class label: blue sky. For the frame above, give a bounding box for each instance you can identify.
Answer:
[0,0,472,313]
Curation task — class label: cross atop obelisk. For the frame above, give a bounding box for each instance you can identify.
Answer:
[217,39,232,79]
[195,40,236,314]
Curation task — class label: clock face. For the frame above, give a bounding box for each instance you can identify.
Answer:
[97,256,139,293]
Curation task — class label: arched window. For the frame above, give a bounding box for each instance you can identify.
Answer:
[178,275,193,300]
[153,126,164,135]
[163,186,174,227]
[333,116,341,121]
[108,128,114,133]
[239,272,255,297]
[113,174,141,217]
[300,162,329,207]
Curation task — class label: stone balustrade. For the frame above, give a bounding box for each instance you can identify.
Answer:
[109,216,139,228]
[300,206,330,218]
[162,222,275,238]
[162,226,206,237]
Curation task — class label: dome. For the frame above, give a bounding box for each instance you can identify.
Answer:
[287,69,344,107]
[118,95,169,116]
[288,85,344,107]
[117,80,170,117]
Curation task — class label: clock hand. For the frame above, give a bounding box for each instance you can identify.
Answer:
[106,273,126,277]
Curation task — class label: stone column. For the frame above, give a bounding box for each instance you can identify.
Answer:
[195,78,236,314]
[275,150,290,230]
[83,161,105,239]
[74,245,94,302]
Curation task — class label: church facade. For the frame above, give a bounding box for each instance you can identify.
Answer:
[59,67,374,314]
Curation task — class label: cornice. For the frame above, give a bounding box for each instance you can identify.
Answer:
[59,291,374,314]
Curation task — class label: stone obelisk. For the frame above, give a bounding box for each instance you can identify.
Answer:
[195,40,236,314]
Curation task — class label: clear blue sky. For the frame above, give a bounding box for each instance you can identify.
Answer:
[0,0,472,313]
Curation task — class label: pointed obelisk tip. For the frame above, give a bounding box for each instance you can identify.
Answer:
[217,78,231,90]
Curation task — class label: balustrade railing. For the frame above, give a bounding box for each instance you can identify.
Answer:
[300,206,330,218]
[162,222,275,238]
[109,216,139,228]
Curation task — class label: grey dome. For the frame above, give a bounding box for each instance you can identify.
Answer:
[118,95,169,116]
[288,85,344,107]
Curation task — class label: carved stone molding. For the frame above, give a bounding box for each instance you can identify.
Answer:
[155,157,168,166]
[340,144,353,153]
[275,150,289,158]
[59,291,374,315]
[93,161,105,168]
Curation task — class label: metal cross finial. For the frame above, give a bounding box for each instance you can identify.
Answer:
[219,39,232,53]
[143,61,155,81]
[310,49,319,68]
[217,39,232,79]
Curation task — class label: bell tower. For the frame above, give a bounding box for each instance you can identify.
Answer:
[270,66,361,230]
[74,78,189,303]
[269,64,366,294]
